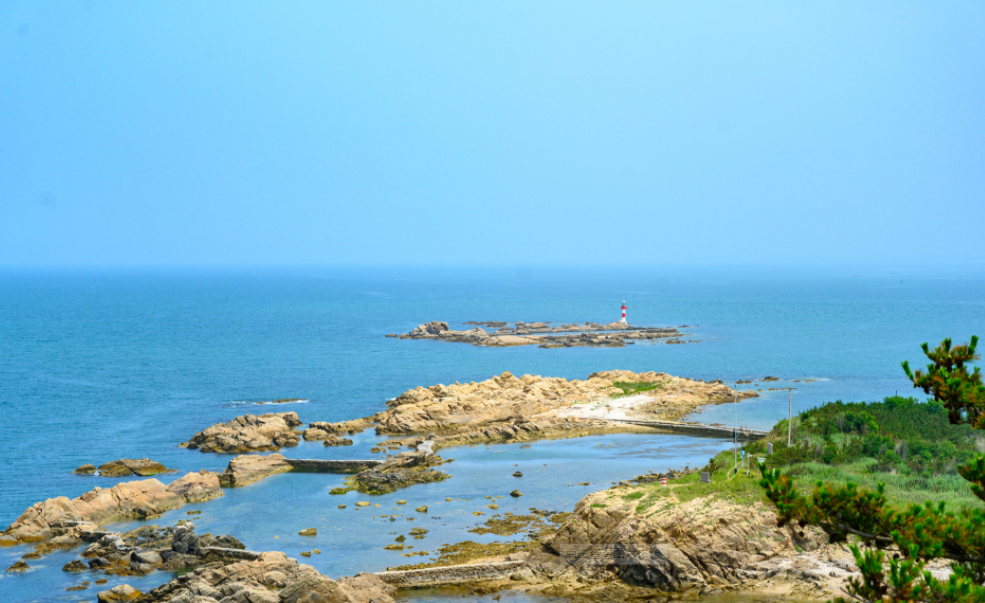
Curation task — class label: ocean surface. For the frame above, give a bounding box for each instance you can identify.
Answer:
[1,266,983,602]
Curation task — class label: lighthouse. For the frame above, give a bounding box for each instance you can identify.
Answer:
[618,300,627,324]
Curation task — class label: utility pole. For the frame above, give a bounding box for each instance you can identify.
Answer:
[782,388,797,446]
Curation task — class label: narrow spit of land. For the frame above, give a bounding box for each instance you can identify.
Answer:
[386,320,693,348]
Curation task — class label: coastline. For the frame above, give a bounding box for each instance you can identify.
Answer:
[1,370,822,602]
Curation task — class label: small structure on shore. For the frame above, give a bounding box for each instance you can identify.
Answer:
[618,300,627,324]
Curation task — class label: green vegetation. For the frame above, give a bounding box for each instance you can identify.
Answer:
[610,380,664,398]
[760,336,985,603]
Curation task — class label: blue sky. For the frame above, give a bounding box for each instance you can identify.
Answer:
[2,2,983,267]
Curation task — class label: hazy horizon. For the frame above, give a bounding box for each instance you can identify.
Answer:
[3,2,983,268]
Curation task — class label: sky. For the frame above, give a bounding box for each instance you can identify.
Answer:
[1,2,983,268]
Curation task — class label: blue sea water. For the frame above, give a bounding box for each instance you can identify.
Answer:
[1,266,983,602]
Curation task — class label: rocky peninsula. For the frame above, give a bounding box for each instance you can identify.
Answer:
[181,371,757,460]
[389,320,690,348]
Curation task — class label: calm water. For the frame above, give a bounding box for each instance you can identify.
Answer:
[1,266,983,602]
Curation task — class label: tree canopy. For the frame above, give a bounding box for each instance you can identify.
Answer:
[759,337,985,602]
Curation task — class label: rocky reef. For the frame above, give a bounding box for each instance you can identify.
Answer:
[390,320,687,348]
[183,412,303,453]
[1,471,222,549]
[74,459,174,477]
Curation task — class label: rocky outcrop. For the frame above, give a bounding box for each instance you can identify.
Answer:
[346,449,450,495]
[342,370,757,443]
[137,551,395,603]
[1,472,223,548]
[218,454,293,487]
[528,487,849,599]
[184,412,303,453]
[72,522,250,577]
[395,320,686,348]
[96,459,174,477]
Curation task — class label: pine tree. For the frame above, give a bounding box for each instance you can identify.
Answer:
[759,337,985,602]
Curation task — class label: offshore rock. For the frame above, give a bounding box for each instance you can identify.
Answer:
[184,412,303,453]
[73,463,97,475]
[395,320,685,348]
[2,472,223,547]
[346,450,449,495]
[137,551,395,603]
[218,453,293,487]
[96,459,173,477]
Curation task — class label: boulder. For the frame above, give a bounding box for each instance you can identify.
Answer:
[63,559,88,572]
[6,560,29,572]
[299,528,317,536]
[131,549,163,567]
[73,464,97,475]
[510,489,523,497]
[96,584,142,602]
[166,471,223,502]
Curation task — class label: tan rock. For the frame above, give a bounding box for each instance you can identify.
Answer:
[184,412,303,453]
[2,473,223,546]
[137,551,394,603]
[299,528,317,536]
[96,584,142,602]
[218,453,293,487]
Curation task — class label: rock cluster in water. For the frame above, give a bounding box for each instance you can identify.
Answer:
[73,458,174,477]
[389,320,688,348]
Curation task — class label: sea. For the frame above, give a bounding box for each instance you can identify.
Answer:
[1,265,983,603]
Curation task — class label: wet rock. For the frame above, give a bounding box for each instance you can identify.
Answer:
[73,464,97,475]
[510,490,523,497]
[96,459,172,477]
[513,471,523,477]
[415,505,428,513]
[299,551,312,557]
[488,504,499,509]
[299,528,317,536]
[6,560,29,572]
[63,559,88,572]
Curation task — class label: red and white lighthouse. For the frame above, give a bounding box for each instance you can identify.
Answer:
[619,300,627,324]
